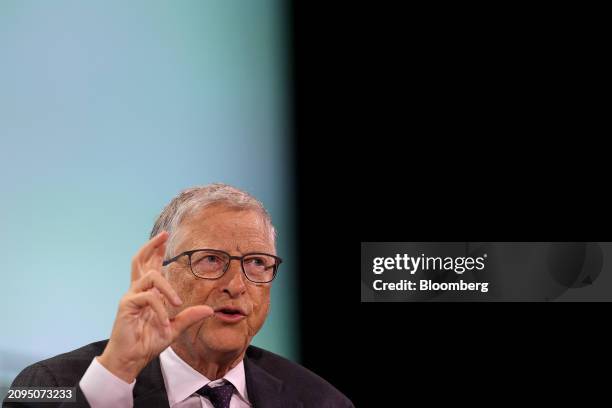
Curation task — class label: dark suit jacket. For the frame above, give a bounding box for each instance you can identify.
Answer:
[4,340,353,408]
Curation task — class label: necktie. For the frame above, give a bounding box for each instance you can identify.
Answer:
[196,381,235,408]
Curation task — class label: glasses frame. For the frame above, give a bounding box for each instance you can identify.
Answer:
[162,249,282,283]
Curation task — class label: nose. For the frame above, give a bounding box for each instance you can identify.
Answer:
[221,258,247,298]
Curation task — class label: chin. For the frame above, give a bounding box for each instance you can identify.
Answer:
[201,328,248,354]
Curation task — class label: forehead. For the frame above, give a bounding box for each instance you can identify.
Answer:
[174,204,274,254]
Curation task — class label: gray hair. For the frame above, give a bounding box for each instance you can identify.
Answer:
[151,183,276,256]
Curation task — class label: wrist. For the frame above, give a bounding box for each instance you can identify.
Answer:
[97,350,140,383]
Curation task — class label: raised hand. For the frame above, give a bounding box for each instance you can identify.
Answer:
[97,231,213,382]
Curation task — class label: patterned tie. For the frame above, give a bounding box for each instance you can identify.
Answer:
[196,381,235,408]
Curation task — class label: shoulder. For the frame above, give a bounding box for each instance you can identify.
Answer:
[245,345,354,407]
[10,340,108,387]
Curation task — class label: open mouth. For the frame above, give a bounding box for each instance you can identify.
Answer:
[214,306,247,322]
[217,308,244,316]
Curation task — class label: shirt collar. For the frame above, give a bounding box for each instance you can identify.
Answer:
[159,346,249,406]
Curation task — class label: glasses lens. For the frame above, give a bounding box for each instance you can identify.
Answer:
[190,250,229,278]
[243,254,278,282]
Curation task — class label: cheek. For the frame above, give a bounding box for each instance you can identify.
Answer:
[247,289,271,334]
[165,272,209,315]
[167,272,186,298]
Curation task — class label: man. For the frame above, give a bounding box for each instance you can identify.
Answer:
[6,184,353,407]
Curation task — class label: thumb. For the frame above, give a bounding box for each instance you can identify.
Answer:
[171,305,214,335]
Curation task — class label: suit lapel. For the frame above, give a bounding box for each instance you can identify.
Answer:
[133,357,170,408]
[244,354,303,408]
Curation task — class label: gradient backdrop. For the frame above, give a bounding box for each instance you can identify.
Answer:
[0,0,295,390]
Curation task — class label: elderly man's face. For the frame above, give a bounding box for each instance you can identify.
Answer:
[165,204,275,355]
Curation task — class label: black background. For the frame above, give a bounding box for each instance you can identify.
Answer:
[291,2,609,406]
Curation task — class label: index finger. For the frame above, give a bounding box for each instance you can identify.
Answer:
[131,231,169,282]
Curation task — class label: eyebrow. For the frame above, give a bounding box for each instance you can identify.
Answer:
[181,244,272,254]
[235,245,276,255]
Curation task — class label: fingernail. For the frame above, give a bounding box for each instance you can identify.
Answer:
[174,296,182,305]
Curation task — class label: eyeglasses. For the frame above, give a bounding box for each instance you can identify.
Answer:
[162,249,282,283]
